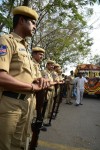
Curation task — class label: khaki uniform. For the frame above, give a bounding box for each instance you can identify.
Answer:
[0,32,35,150]
[58,74,63,81]
[31,58,42,120]
[23,58,42,149]
[52,70,59,82]
[32,58,42,78]
[66,76,74,103]
[56,73,63,112]
[51,70,60,115]
[32,58,42,117]
[42,69,54,123]
[70,75,74,97]
[52,70,60,96]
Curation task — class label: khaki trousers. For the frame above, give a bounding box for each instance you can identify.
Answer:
[43,91,53,123]
[22,95,36,150]
[66,85,73,103]
[0,95,29,150]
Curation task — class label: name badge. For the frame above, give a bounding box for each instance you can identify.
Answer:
[19,48,25,51]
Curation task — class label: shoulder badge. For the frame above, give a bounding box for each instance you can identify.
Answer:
[0,45,7,56]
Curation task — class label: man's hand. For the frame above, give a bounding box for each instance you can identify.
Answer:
[58,81,64,84]
[33,78,50,89]
[50,81,57,86]
[31,83,42,91]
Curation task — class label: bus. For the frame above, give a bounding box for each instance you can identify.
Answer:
[74,64,100,97]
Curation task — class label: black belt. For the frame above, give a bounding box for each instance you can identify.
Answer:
[2,91,26,100]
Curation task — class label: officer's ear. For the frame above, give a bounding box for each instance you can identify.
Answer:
[19,16,29,25]
[19,16,25,25]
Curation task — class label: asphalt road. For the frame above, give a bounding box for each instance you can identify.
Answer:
[37,96,100,150]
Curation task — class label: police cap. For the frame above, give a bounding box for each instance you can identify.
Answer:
[13,6,39,20]
[58,69,62,73]
[54,63,60,67]
[32,47,45,53]
[47,60,55,64]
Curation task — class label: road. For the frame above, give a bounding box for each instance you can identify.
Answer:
[37,96,100,150]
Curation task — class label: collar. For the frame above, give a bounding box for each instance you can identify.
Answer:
[46,68,51,73]
[11,32,28,47]
[33,58,40,66]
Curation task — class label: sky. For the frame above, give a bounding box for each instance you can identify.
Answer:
[0,0,99,75]
[65,4,100,75]
[88,4,100,56]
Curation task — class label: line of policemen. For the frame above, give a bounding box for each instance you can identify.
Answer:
[0,6,64,150]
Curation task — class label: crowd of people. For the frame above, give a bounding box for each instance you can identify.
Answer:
[62,72,88,106]
[0,5,88,150]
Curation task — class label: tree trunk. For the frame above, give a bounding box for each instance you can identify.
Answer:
[0,0,15,32]
[22,0,30,6]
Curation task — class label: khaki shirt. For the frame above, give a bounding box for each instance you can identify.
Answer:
[42,68,55,96]
[69,75,74,84]
[41,69,53,82]
[58,74,63,81]
[51,71,59,82]
[0,32,35,84]
[32,58,42,78]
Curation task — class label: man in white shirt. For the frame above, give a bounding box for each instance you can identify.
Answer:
[74,73,88,106]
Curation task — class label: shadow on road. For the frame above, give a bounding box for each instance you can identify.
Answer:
[83,94,100,100]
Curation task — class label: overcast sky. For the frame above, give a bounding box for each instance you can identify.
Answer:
[88,4,100,56]
[65,4,100,75]
[0,0,99,75]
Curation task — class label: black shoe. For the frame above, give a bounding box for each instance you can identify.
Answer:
[40,125,47,131]
[69,102,73,105]
[28,146,36,150]
[80,103,83,105]
[43,123,51,127]
[65,102,70,104]
[20,147,24,150]
[75,104,79,106]
[52,115,55,119]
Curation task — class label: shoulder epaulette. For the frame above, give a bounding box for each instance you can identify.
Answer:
[1,34,13,39]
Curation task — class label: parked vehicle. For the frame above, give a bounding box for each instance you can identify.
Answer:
[74,64,100,97]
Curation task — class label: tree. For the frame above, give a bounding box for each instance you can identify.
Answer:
[89,54,100,65]
[0,0,98,67]
[32,0,94,67]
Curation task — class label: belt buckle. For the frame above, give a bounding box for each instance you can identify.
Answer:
[17,93,26,101]
[17,93,21,99]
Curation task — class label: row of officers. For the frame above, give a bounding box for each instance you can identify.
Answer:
[0,6,64,150]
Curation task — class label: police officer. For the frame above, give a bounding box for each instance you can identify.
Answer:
[0,6,48,150]
[31,46,46,120]
[65,76,73,104]
[42,60,55,126]
[32,47,45,78]
[22,47,46,149]
[32,47,47,130]
[53,65,64,116]
[50,63,61,119]
[52,63,60,83]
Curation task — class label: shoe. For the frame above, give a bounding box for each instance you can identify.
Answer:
[28,146,36,150]
[40,125,47,131]
[65,102,70,104]
[20,147,24,150]
[69,102,73,105]
[75,104,79,106]
[52,115,55,119]
[80,103,83,105]
[43,123,51,127]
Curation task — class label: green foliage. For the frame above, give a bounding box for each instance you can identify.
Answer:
[89,54,100,65]
[0,0,99,68]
